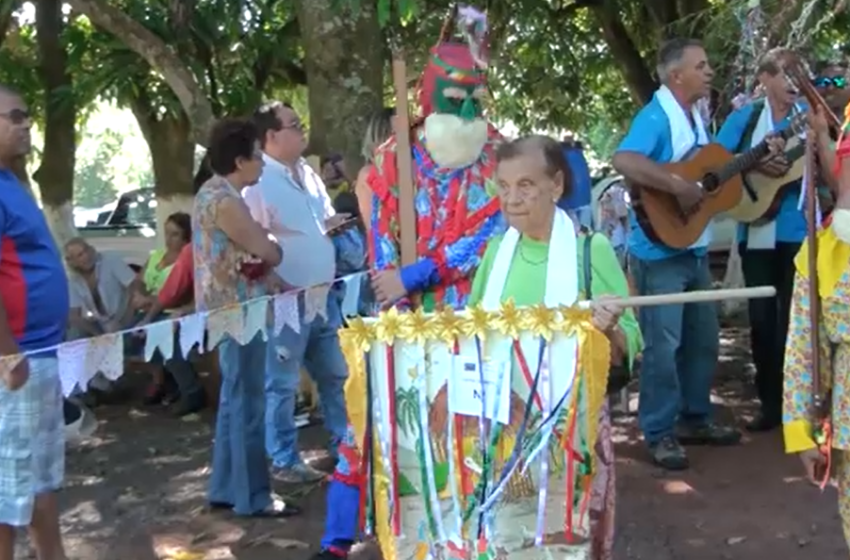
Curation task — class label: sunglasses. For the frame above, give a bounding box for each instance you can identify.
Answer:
[0,108,30,125]
[814,76,848,89]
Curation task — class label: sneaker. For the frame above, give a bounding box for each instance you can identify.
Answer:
[172,393,206,417]
[271,462,327,484]
[676,422,742,446]
[649,436,689,470]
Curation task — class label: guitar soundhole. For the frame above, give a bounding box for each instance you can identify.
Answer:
[701,172,719,193]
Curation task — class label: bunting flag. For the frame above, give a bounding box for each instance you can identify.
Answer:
[0,271,369,398]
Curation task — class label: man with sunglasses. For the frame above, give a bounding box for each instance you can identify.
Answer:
[0,85,70,560]
[814,61,850,118]
[245,101,353,484]
[716,49,811,433]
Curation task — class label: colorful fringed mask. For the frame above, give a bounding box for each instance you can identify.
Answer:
[419,6,489,121]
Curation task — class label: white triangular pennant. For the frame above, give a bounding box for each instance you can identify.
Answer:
[144,319,174,361]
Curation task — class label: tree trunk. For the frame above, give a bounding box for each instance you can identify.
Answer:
[34,0,77,246]
[67,0,214,145]
[591,3,657,104]
[295,0,385,175]
[129,93,196,239]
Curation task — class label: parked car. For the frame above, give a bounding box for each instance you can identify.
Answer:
[77,187,158,267]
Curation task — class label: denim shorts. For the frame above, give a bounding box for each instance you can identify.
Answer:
[0,357,65,526]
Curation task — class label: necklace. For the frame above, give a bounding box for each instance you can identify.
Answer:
[518,244,547,266]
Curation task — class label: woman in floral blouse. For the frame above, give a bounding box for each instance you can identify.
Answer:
[193,118,294,517]
[784,105,850,547]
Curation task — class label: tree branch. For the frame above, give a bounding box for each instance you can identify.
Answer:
[66,0,214,145]
[126,86,157,145]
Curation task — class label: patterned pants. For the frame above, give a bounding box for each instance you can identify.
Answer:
[0,357,65,527]
[321,404,617,559]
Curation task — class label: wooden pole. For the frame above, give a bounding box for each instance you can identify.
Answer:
[391,52,417,268]
[804,132,824,418]
[577,285,775,309]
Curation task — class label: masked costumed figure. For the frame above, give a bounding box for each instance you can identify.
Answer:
[313,11,506,560]
[783,105,850,549]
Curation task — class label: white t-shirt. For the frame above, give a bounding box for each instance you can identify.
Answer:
[243,155,336,288]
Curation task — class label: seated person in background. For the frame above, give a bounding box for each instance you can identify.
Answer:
[133,212,205,416]
[66,238,139,337]
[321,153,349,200]
[133,212,191,312]
[65,238,140,394]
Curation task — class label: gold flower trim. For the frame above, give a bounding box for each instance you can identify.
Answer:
[338,299,596,347]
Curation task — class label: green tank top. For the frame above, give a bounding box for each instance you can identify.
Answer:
[143,249,174,295]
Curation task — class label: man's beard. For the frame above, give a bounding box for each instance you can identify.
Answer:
[423,113,488,169]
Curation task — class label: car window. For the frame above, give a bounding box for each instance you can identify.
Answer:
[108,189,156,226]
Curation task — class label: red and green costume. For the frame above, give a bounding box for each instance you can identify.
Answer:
[317,36,505,560]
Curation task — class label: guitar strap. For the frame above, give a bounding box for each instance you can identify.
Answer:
[736,100,766,154]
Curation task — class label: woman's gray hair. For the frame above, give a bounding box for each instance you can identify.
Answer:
[495,134,573,198]
[362,107,395,163]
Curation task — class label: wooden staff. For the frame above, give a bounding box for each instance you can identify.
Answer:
[391,52,417,268]
[390,6,457,308]
[577,285,776,309]
[805,129,826,421]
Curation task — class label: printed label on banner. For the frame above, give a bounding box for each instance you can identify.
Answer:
[449,355,510,425]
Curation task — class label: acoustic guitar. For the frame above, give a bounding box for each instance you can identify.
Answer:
[727,129,806,224]
[629,112,807,249]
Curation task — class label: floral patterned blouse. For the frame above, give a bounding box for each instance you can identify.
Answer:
[192,175,267,312]
[783,225,850,453]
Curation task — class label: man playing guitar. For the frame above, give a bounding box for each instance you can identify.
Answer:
[612,38,742,471]
[716,49,808,433]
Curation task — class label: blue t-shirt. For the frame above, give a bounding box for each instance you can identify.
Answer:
[615,97,709,261]
[715,101,807,244]
[0,171,69,355]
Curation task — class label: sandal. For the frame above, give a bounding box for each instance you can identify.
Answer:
[208,499,301,518]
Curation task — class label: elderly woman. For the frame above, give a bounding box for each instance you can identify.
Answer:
[193,118,294,517]
[784,106,850,548]
[467,135,643,558]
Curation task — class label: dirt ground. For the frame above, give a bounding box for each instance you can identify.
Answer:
[21,326,849,560]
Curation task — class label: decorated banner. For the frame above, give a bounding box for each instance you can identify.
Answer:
[0,271,368,397]
[340,302,610,560]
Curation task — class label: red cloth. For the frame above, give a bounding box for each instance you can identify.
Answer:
[157,244,193,309]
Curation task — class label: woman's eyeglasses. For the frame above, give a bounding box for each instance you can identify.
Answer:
[814,76,848,89]
[0,108,30,125]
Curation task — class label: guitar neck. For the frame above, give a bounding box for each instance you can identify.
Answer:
[715,127,798,184]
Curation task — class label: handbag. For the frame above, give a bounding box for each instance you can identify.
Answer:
[583,233,632,395]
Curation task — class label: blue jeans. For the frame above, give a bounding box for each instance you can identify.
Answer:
[630,252,719,445]
[265,293,349,468]
[208,332,271,515]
